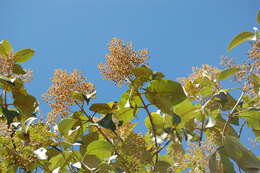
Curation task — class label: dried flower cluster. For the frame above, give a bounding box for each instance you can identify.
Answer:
[249,41,260,59]
[170,136,217,172]
[43,69,95,120]
[98,38,149,86]
[0,53,15,76]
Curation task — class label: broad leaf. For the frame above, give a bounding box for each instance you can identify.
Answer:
[14,49,35,63]
[89,102,117,114]
[217,147,236,173]
[217,67,240,81]
[1,107,20,125]
[48,151,73,170]
[145,80,186,114]
[227,32,254,51]
[97,113,116,131]
[12,64,26,75]
[13,94,38,117]
[224,136,260,172]
[145,112,165,135]
[87,140,113,160]
[0,40,12,56]
[257,10,260,24]
[58,118,79,136]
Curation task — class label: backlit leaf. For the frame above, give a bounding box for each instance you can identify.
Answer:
[145,80,186,114]
[0,40,12,56]
[217,67,240,81]
[14,49,35,63]
[87,140,113,160]
[227,32,254,51]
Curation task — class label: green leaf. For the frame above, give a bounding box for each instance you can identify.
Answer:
[227,32,254,51]
[58,118,79,136]
[118,89,142,108]
[145,112,165,135]
[240,109,260,131]
[145,80,186,114]
[217,67,240,81]
[72,91,85,102]
[48,151,73,170]
[80,132,99,154]
[217,147,236,173]
[209,152,218,173]
[1,107,20,125]
[114,107,137,123]
[0,40,12,56]
[14,49,35,63]
[224,136,260,172]
[89,102,117,114]
[97,113,116,131]
[132,65,153,88]
[12,64,26,75]
[87,140,113,160]
[257,10,260,24]
[154,161,171,172]
[13,94,38,117]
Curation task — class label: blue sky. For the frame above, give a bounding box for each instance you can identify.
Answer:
[1,0,259,158]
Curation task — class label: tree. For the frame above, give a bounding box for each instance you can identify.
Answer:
[0,10,259,173]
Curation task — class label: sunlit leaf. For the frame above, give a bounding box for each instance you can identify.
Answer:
[217,67,240,81]
[145,80,186,114]
[48,151,73,170]
[89,102,117,114]
[14,48,35,63]
[0,40,12,56]
[227,32,254,51]
[145,112,165,135]
[87,140,113,160]
[58,118,79,136]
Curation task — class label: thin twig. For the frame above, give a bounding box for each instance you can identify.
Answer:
[137,93,159,164]
[238,120,247,138]
[222,91,245,137]
[152,140,171,157]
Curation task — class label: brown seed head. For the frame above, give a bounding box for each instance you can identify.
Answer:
[43,69,95,121]
[98,38,149,86]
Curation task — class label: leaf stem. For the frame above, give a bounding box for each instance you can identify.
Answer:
[137,92,159,164]
[222,90,245,137]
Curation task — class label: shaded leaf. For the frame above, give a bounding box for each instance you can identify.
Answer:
[227,32,254,51]
[154,161,171,172]
[1,107,20,125]
[13,94,38,117]
[145,80,186,114]
[209,152,218,173]
[224,136,260,172]
[97,113,116,131]
[12,64,26,75]
[217,147,236,173]
[132,65,153,88]
[14,49,35,63]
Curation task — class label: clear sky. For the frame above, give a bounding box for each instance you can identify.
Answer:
[1,0,259,158]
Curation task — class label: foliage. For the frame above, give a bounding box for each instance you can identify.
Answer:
[0,11,260,173]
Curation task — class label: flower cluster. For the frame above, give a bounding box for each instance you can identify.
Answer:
[249,40,260,59]
[98,38,149,86]
[43,69,95,121]
[0,53,15,76]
